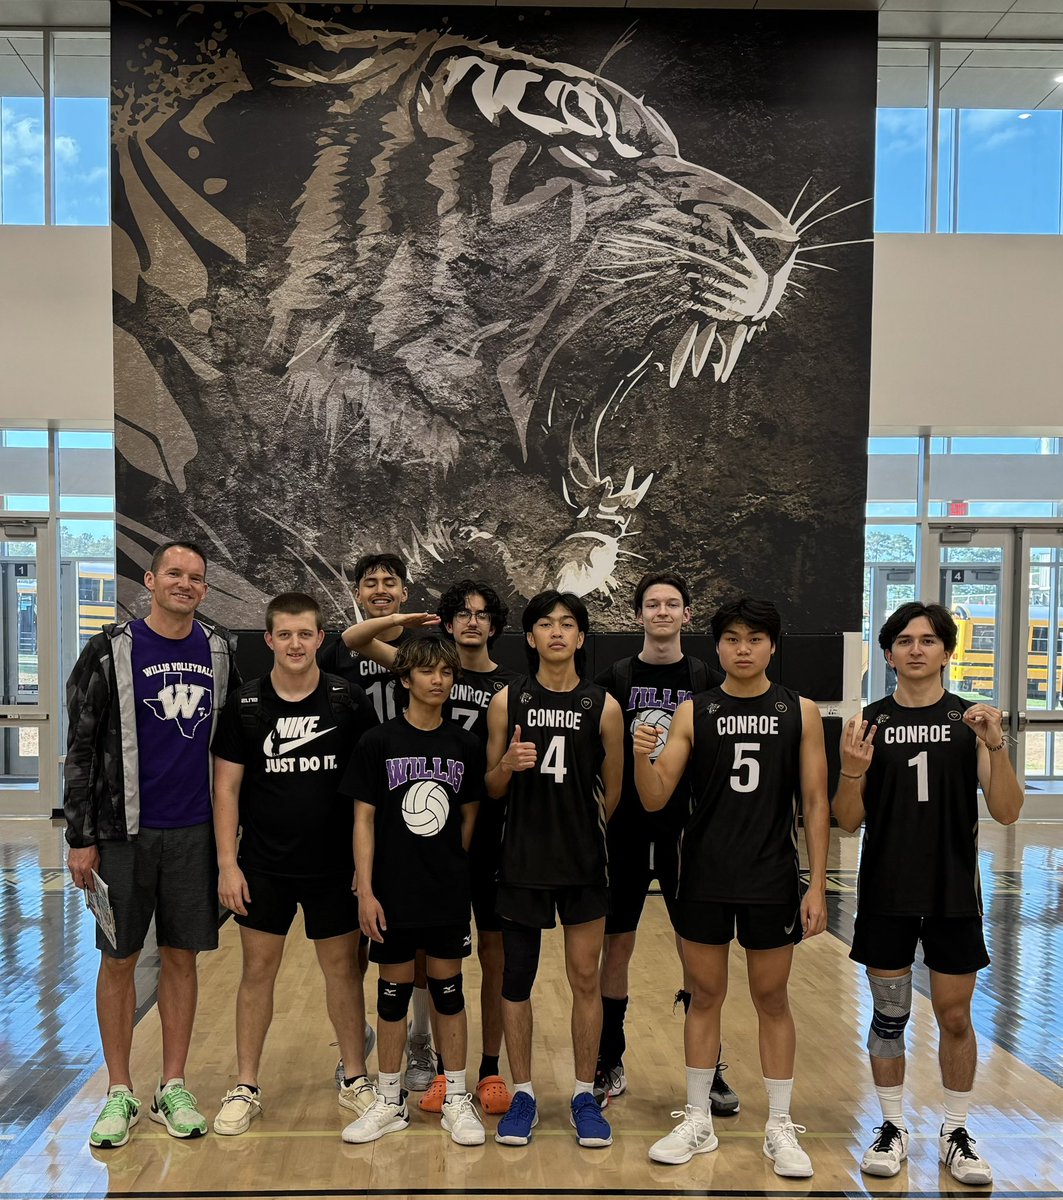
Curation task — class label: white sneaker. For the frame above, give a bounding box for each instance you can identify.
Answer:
[340,1091,410,1144]
[764,1118,814,1178]
[940,1126,993,1185]
[213,1085,263,1136]
[404,1033,435,1091]
[338,1075,376,1120]
[441,1093,486,1146]
[861,1121,909,1177]
[648,1105,718,1164]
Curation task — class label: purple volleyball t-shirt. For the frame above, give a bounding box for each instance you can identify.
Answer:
[131,618,214,828]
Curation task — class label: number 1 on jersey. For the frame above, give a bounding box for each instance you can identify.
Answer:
[908,750,929,803]
[541,734,568,783]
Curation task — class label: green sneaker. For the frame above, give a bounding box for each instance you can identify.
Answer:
[89,1086,140,1149]
[150,1078,207,1139]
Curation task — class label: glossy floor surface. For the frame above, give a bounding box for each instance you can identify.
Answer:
[0,817,1061,1199]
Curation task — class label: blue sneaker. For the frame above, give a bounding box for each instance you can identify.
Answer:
[495,1091,538,1146]
[570,1091,613,1147]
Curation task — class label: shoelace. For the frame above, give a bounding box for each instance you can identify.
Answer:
[100,1092,136,1121]
[770,1118,808,1147]
[669,1105,708,1147]
[447,1093,477,1121]
[507,1092,535,1119]
[160,1084,198,1115]
[221,1088,258,1110]
[946,1127,979,1163]
[871,1121,902,1153]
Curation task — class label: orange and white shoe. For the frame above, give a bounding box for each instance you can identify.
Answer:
[418,1075,446,1114]
[475,1075,512,1116]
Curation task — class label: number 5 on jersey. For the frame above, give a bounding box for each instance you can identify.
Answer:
[541,734,568,783]
[731,742,760,793]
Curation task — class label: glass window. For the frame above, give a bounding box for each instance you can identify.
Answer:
[0,427,48,511]
[0,34,45,225]
[865,524,917,563]
[875,47,930,233]
[54,34,109,226]
[58,430,114,512]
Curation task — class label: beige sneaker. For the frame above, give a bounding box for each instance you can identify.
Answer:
[213,1085,262,1136]
[338,1075,377,1119]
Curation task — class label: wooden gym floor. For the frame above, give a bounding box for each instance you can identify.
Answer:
[0,817,1061,1200]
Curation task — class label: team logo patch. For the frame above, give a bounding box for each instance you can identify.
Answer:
[706,702,720,714]
[401,780,450,837]
[775,701,788,713]
[520,692,533,704]
[581,696,593,710]
[948,710,962,721]
[876,713,890,724]
[492,680,504,691]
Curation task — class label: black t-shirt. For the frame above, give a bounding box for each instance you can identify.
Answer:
[858,691,982,918]
[317,628,412,723]
[211,674,378,878]
[500,675,608,889]
[444,664,519,863]
[341,717,484,928]
[596,654,723,841]
[681,683,804,904]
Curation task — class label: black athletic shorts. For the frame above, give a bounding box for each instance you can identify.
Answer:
[234,868,359,941]
[496,884,609,929]
[605,828,679,935]
[673,897,803,951]
[369,922,473,965]
[850,912,990,976]
[469,843,502,934]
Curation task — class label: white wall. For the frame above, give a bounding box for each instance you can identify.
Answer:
[871,233,1063,434]
[0,226,112,423]
[4,227,1063,434]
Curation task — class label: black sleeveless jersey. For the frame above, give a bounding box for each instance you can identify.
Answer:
[859,692,982,918]
[445,665,519,745]
[317,629,413,723]
[680,684,803,904]
[499,675,608,888]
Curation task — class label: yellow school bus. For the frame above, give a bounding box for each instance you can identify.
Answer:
[75,562,116,647]
[950,604,1063,699]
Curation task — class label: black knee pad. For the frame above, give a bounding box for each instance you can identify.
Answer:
[377,977,414,1023]
[427,973,465,1016]
[501,923,541,1003]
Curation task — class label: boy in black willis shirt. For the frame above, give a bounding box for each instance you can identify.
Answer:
[634,597,830,1177]
[211,593,378,1137]
[834,603,1023,1187]
[341,636,487,1147]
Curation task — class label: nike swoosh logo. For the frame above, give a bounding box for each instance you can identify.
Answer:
[263,727,335,757]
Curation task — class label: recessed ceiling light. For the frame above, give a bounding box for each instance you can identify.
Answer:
[1018,112,1032,119]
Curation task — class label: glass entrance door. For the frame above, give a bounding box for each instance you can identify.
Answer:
[864,564,916,701]
[1020,535,1063,790]
[0,521,57,814]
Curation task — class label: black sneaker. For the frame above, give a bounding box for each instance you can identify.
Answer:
[709,1061,740,1116]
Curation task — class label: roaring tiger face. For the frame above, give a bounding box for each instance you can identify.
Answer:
[111,4,842,627]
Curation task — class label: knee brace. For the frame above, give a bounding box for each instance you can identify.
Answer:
[866,970,912,1059]
[501,923,542,1003]
[377,978,414,1024]
[427,973,465,1016]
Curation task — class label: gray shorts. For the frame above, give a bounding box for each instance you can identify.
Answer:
[96,822,219,958]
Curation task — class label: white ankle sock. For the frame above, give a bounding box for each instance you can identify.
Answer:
[764,1076,794,1124]
[686,1066,714,1114]
[943,1087,971,1134]
[444,1069,466,1099]
[876,1083,906,1128]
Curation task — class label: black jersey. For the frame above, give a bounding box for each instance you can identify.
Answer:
[211,674,377,878]
[596,654,722,842]
[445,665,519,744]
[500,675,608,889]
[342,717,485,928]
[318,628,412,723]
[681,684,803,904]
[858,692,982,918]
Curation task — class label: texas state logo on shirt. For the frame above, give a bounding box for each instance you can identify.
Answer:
[141,663,214,739]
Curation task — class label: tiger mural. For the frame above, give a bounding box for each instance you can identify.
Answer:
[111,2,871,630]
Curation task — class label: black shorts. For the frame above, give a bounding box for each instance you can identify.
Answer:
[97,823,218,958]
[673,897,803,951]
[469,843,502,934]
[496,884,609,929]
[605,827,679,935]
[234,868,359,941]
[850,912,990,976]
[369,922,473,965]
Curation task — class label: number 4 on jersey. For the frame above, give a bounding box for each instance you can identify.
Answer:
[541,734,568,783]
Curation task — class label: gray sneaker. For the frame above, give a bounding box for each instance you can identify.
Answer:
[403,1033,435,1091]
[334,1022,377,1089]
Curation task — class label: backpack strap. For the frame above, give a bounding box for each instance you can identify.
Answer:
[688,656,711,695]
[236,677,263,742]
[322,672,356,717]
[608,656,635,706]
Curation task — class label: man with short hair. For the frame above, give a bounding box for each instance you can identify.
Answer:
[210,592,378,1136]
[341,578,517,1115]
[635,596,829,1176]
[834,601,1023,1186]
[65,541,239,1148]
[340,637,486,1147]
[593,570,737,1114]
[485,591,623,1148]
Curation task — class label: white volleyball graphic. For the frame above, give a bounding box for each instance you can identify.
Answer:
[402,780,451,837]
[633,708,672,760]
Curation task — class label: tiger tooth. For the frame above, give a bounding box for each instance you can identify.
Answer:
[690,321,717,379]
[669,322,700,389]
[718,324,749,384]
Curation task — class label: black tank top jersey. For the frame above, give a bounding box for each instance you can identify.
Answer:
[681,684,803,904]
[317,629,412,723]
[859,692,982,918]
[444,665,519,744]
[500,675,608,889]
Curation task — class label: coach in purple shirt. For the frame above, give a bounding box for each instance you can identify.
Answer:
[65,541,239,1150]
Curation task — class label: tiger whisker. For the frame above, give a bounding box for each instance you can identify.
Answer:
[797,196,871,235]
[796,238,873,253]
[786,178,813,223]
[792,261,838,273]
[793,186,840,231]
